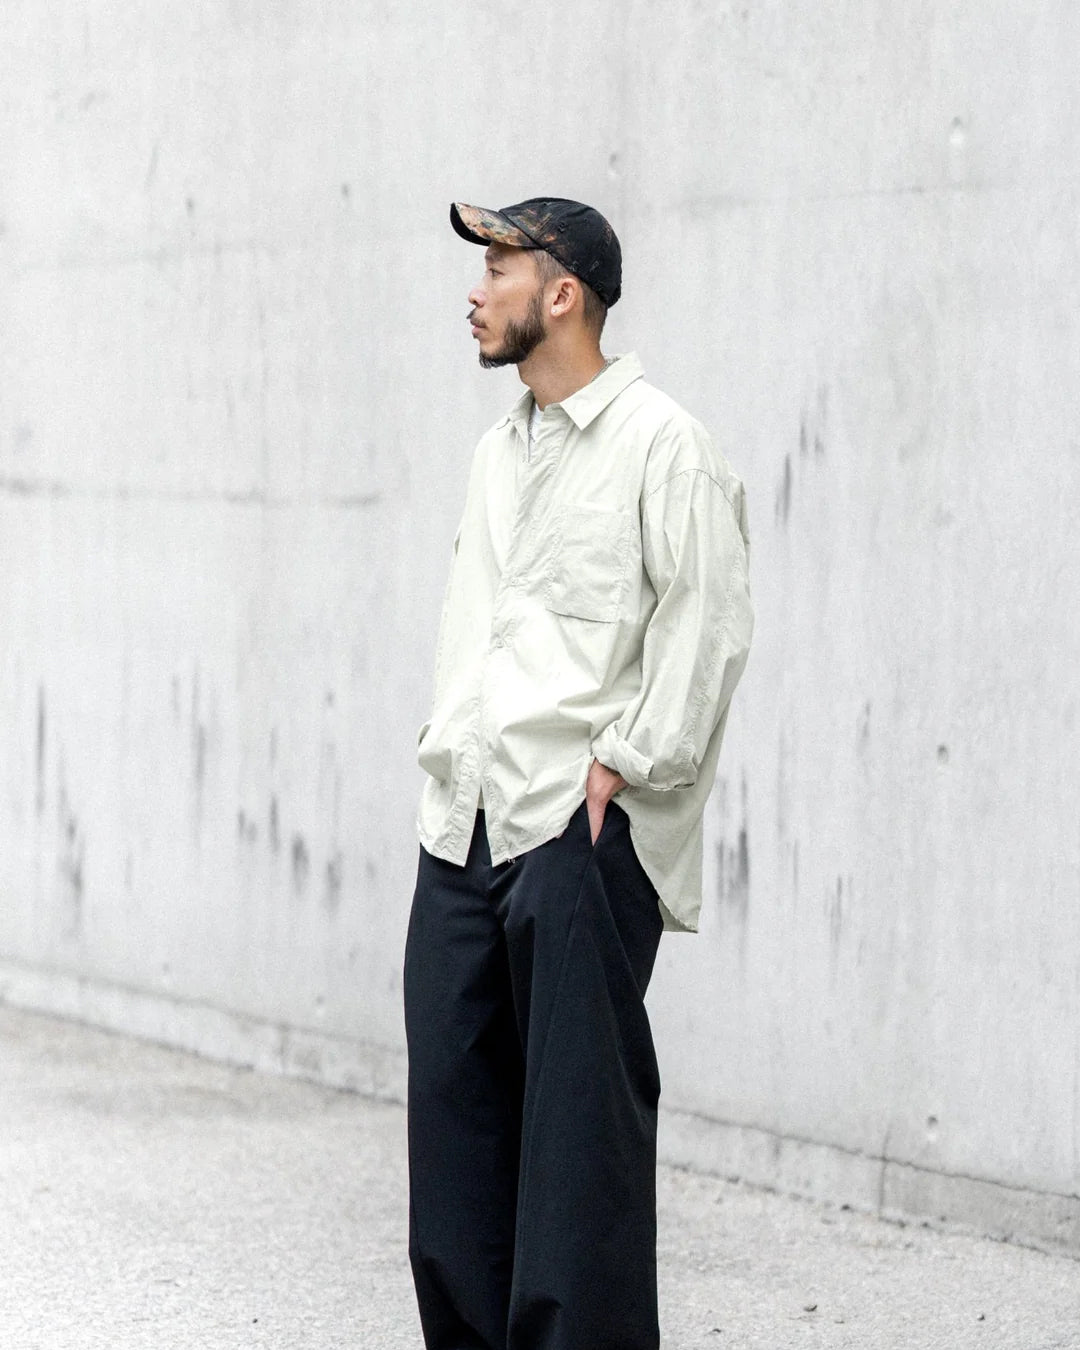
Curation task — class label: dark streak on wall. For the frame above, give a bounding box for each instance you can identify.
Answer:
[291,834,310,894]
[324,851,343,913]
[269,795,280,853]
[717,826,750,926]
[56,776,85,937]
[775,452,792,526]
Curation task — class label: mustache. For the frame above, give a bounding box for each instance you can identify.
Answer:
[468,309,484,326]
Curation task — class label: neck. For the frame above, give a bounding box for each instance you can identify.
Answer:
[518,341,606,410]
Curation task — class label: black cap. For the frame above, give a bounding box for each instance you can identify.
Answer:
[450,197,622,307]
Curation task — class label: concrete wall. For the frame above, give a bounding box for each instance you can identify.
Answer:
[2,2,1077,1251]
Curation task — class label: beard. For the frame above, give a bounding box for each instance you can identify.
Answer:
[478,289,546,368]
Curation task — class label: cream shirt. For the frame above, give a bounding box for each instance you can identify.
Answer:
[416,352,753,931]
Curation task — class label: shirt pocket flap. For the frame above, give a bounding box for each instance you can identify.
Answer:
[544,506,632,623]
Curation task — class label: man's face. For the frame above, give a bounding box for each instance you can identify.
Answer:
[467,243,547,368]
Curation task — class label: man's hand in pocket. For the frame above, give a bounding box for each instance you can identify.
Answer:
[585,758,628,845]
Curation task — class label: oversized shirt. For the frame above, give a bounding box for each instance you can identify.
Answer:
[416,352,753,932]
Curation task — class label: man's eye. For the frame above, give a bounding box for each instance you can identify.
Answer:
[488,268,501,278]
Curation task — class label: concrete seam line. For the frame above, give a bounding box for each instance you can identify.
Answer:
[660,1104,1080,1204]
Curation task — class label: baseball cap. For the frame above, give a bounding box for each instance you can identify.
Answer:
[450,197,622,307]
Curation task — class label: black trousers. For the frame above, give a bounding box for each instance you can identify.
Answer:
[404,801,664,1350]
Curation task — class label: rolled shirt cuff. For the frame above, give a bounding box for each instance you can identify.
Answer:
[591,724,654,789]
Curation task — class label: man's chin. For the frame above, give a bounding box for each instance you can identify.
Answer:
[478,349,517,369]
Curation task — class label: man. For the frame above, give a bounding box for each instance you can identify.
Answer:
[404,197,753,1350]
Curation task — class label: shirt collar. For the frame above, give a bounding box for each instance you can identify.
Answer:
[503,352,645,436]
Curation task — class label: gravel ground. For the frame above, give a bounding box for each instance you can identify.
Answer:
[1,1005,1076,1349]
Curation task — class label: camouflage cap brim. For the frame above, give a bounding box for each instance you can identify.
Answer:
[450,202,535,249]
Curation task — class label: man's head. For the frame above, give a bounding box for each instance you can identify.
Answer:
[452,197,620,368]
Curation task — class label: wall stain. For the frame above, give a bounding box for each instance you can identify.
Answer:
[717,832,750,925]
[0,476,62,497]
[189,666,213,837]
[190,668,206,797]
[56,776,85,937]
[774,452,792,526]
[268,795,280,853]
[237,808,257,845]
[715,771,751,935]
[813,383,828,456]
[828,875,853,964]
[857,701,871,755]
[829,876,844,952]
[291,834,310,895]
[324,851,344,913]
[789,386,828,515]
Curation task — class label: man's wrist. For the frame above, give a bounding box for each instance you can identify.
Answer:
[587,758,628,802]
[591,726,652,790]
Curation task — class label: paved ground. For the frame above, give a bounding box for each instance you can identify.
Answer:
[1,1004,1077,1349]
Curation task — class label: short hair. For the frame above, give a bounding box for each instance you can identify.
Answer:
[532,248,608,338]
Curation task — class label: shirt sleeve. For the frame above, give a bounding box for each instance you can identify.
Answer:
[591,465,753,791]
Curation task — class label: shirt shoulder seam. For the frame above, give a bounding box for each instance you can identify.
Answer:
[643,465,735,511]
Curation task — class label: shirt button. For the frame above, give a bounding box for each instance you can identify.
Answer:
[492,635,505,649]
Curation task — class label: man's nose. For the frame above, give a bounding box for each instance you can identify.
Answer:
[467,282,486,307]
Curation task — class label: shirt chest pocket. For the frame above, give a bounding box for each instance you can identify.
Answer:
[543,506,634,623]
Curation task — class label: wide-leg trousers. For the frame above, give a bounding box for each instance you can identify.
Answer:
[403,800,664,1350]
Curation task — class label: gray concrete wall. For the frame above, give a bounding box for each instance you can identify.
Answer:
[2,2,1077,1251]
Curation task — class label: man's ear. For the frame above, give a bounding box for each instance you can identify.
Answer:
[547,275,580,319]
